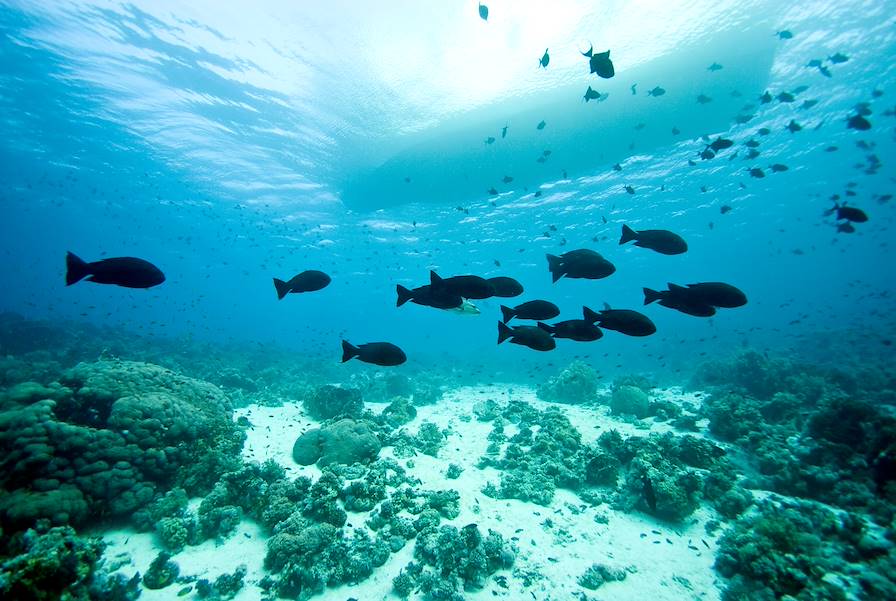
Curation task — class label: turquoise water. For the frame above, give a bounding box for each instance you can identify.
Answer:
[1,1,895,600]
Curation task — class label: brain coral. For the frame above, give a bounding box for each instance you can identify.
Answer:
[0,360,243,532]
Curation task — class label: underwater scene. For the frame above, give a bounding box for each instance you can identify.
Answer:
[1,0,895,599]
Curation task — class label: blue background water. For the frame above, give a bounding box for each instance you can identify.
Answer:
[1,0,894,379]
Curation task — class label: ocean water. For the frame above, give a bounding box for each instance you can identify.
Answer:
[0,1,894,600]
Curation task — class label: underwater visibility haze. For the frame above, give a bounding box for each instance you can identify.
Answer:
[0,0,895,599]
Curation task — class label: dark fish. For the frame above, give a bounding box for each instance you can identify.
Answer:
[342,340,406,366]
[430,271,495,299]
[777,91,795,103]
[847,114,871,131]
[825,202,868,223]
[613,163,622,171]
[819,65,832,78]
[744,139,760,148]
[536,120,546,130]
[396,284,462,309]
[583,86,601,102]
[720,205,732,214]
[837,222,856,234]
[644,287,717,317]
[537,319,602,342]
[488,187,499,195]
[672,127,681,135]
[699,148,716,160]
[660,282,747,308]
[770,163,788,172]
[647,86,666,97]
[478,2,488,21]
[746,149,760,160]
[502,175,514,184]
[807,58,823,68]
[582,45,615,79]
[546,249,615,282]
[273,270,331,299]
[631,83,637,95]
[696,94,712,104]
[485,136,496,144]
[584,306,656,337]
[757,127,771,136]
[502,124,508,138]
[487,276,524,298]
[497,322,556,351]
[65,251,165,289]
[828,52,848,64]
[787,120,802,133]
[749,167,765,178]
[708,137,733,152]
[801,99,819,109]
[777,30,793,40]
[624,185,635,195]
[539,48,550,68]
[619,224,687,255]
[760,91,773,104]
[501,300,560,323]
[643,473,657,512]
[707,62,723,71]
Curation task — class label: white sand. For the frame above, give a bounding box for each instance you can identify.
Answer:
[100,384,723,600]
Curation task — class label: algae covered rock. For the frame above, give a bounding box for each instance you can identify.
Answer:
[611,385,650,418]
[292,419,381,466]
[302,385,363,421]
[537,360,600,404]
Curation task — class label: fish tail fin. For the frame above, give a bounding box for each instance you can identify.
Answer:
[581,44,593,58]
[273,278,290,300]
[620,224,638,245]
[582,306,600,323]
[537,322,554,335]
[65,252,90,286]
[497,321,514,345]
[823,202,839,217]
[500,305,514,324]
[396,284,413,307]
[341,340,359,363]
[643,287,662,305]
[546,254,564,282]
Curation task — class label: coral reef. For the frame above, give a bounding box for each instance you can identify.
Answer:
[578,563,628,590]
[610,385,650,418]
[302,385,363,421]
[537,360,600,405]
[291,419,381,466]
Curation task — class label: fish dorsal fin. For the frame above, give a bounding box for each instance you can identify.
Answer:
[603,302,612,310]
[668,283,687,292]
[430,270,442,286]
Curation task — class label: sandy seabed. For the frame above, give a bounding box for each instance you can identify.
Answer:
[99,385,722,600]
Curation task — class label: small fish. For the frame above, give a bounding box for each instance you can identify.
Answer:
[847,114,871,131]
[478,2,488,21]
[583,86,601,102]
[539,48,550,68]
[708,137,734,152]
[824,202,868,223]
[537,319,602,342]
[786,120,802,133]
[757,127,771,136]
[502,124,508,138]
[613,163,622,172]
[537,120,546,130]
[760,91,773,104]
[647,86,666,97]
[485,136,496,144]
[488,187,499,195]
[497,322,556,352]
[770,163,788,172]
[65,252,165,289]
[837,222,855,234]
[619,224,687,255]
[583,306,656,337]
[534,191,542,198]
[273,270,331,299]
[749,167,765,178]
[543,150,552,156]
[720,205,732,214]
[746,149,760,160]
[801,99,819,109]
[342,340,406,366]
[582,44,615,79]
[707,62,723,71]
[624,185,635,195]
[807,59,823,68]
[699,148,715,160]
[696,94,712,104]
[546,249,615,282]
[819,66,832,78]
[503,175,514,184]
[671,127,681,135]
[777,91,795,103]
[536,156,546,164]
[404,176,411,183]
[828,52,848,64]
[642,474,657,512]
[735,114,754,124]
[631,83,637,95]
[744,139,760,148]
[777,30,793,39]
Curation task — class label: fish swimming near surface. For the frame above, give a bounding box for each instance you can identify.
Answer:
[430,271,495,299]
[708,137,734,152]
[273,270,331,299]
[487,276,524,297]
[770,163,789,172]
[396,284,462,309]
[66,251,165,289]
[696,94,712,104]
[497,322,556,351]
[502,124,508,138]
[502,175,514,184]
[707,62,723,71]
[619,224,687,255]
[583,86,602,102]
[777,30,793,40]
[828,52,848,64]
[537,319,602,342]
[342,340,406,366]
[546,249,615,282]
[583,306,656,337]
[537,120,546,130]
[582,45,615,78]
[749,167,765,178]
[500,300,560,323]
[539,48,550,68]
[847,114,871,131]
[647,86,666,97]
[478,2,488,20]
[485,136,496,144]
[787,120,802,133]
[824,202,868,223]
